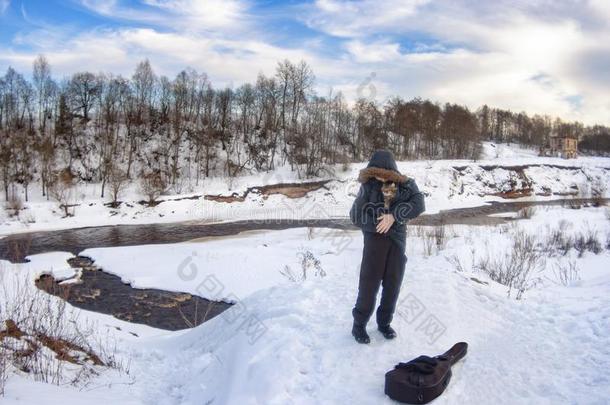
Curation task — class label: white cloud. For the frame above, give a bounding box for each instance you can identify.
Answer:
[306,0,429,37]
[303,0,610,125]
[1,0,609,125]
[79,0,250,32]
[0,26,337,89]
[142,0,248,29]
[344,40,401,63]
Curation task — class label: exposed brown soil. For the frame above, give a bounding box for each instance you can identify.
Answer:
[204,180,331,203]
[491,189,534,199]
[452,163,610,171]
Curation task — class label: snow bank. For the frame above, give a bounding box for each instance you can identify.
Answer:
[3,205,610,403]
[80,228,336,301]
[129,210,610,404]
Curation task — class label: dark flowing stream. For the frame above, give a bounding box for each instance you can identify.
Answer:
[2,197,606,331]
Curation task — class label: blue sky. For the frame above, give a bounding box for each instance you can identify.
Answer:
[1,0,609,125]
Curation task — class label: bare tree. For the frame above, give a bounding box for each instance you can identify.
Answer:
[107,164,129,207]
[48,169,77,217]
[139,170,167,205]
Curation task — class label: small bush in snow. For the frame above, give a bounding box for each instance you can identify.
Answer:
[48,169,77,217]
[139,171,168,205]
[447,254,466,272]
[562,199,581,210]
[177,299,219,329]
[413,226,424,238]
[280,249,326,282]
[606,232,610,251]
[517,206,536,219]
[0,271,128,391]
[573,228,602,257]
[434,225,447,250]
[0,345,6,396]
[423,229,436,256]
[107,166,129,206]
[476,230,544,299]
[4,192,23,217]
[421,225,447,256]
[540,226,573,257]
[552,260,580,286]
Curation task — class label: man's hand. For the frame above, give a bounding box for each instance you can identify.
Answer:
[376,213,395,234]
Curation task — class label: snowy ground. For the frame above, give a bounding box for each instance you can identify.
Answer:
[1,143,609,236]
[1,204,609,404]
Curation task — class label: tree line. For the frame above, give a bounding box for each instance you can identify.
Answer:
[1,56,609,203]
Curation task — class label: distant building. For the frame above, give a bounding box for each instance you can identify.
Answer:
[540,135,578,159]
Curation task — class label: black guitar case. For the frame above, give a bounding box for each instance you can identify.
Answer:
[385,342,468,404]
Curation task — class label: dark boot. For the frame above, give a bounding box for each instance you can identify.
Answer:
[378,324,397,340]
[352,324,370,344]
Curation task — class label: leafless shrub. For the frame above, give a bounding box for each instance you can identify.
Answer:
[170,167,189,195]
[280,249,326,282]
[108,166,129,207]
[539,223,602,257]
[177,299,217,329]
[420,226,446,256]
[539,225,573,256]
[48,169,77,217]
[475,231,545,299]
[447,254,466,272]
[4,192,23,217]
[139,171,168,206]
[280,264,302,282]
[517,206,536,219]
[414,226,426,238]
[434,225,446,250]
[606,232,610,251]
[423,229,435,256]
[552,260,580,286]
[0,270,128,391]
[0,345,7,396]
[562,198,581,210]
[573,228,602,256]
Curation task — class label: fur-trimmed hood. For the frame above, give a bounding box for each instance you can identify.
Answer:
[358,150,408,184]
[358,166,408,184]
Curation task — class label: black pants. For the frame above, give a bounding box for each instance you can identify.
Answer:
[353,233,407,327]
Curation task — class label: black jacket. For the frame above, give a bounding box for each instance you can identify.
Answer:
[350,150,425,251]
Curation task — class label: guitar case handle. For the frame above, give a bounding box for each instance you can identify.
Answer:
[439,342,468,366]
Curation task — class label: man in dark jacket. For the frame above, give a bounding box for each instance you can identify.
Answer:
[349,150,425,344]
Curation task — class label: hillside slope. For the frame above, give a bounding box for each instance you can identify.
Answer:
[1,143,609,235]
